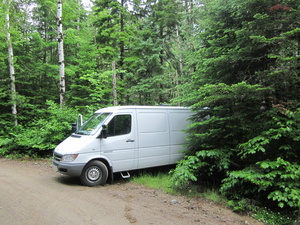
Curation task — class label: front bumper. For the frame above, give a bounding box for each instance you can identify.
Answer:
[52,160,86,177]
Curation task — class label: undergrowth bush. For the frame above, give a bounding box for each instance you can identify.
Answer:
[0,101,78,157]
[170,83,300,223]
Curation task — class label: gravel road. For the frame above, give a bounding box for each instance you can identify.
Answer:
[0,157,264,225]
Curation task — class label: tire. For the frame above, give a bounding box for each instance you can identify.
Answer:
[80,161,108,186]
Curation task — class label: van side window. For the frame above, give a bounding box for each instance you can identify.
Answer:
[107,115,131,136]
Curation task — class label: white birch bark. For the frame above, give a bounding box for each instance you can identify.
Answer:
[5,2,18,126]
[57,0,65,105]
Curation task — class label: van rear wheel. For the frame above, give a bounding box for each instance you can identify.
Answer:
[80,161,108,186]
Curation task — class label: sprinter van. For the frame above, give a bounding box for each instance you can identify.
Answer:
[52,106,193,186]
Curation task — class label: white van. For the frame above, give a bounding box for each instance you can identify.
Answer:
[52,106,193,186]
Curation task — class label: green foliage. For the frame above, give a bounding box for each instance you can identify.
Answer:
[171,82,271,184]
[170,155,202,188]
[171,0,300,222]
[252,207,299,225]
[228,199,298,225]
[0,101,78,157]
[78,70,114,108]
[221,158,300,208]
[172,81,300,219]
[221,108,300,210]
[240,107,300,161]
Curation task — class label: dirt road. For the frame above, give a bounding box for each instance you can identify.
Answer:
[0,157,264,225]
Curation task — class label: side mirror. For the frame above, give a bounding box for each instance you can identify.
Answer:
[71,114,83,133]
[100,125,108,139]
[71,123,77,133]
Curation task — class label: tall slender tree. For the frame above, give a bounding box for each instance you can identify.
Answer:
[112,61,118,105]
[57,0,65,105]
[4,0,17,126]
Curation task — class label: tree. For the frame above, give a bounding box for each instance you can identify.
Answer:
[122,0,184,105]
[92,0,127,104]
[4,0,17,126]
[57,0,65,105]
[171,0,300,218]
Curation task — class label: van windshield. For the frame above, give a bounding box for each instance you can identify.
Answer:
[76,113,110,135]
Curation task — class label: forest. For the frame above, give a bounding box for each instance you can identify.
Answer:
[1,0,300,223]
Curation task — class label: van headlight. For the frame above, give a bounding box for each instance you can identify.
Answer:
[61,154,79,162]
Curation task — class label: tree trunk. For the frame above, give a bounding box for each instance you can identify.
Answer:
[112,61,118,106]
[119,0,125,80]
[57,0,65,105]
[5,2,18,126]
[175,24,183,78]
[174,23,182,99]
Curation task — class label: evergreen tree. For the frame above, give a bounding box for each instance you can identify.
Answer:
[91,0,130,105]
[123,0,183,104]
[172,0,300,218]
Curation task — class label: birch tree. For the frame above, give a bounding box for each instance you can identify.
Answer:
[4,0,17,126]
[57,0,65,105]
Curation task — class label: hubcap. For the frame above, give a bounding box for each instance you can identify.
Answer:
[87,167,101,181]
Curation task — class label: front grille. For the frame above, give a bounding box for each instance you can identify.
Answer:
[53,152,62,162]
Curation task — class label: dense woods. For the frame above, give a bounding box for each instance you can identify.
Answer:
[1,0,299,223]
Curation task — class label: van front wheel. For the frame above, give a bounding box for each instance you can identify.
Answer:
[80,161,108,186]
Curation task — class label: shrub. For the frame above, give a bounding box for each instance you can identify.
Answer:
[170,82,300,221]
[0,101,78,157]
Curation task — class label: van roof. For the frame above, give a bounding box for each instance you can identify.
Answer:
[95,105,190,113]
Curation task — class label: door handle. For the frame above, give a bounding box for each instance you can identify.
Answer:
[126,139,135,143]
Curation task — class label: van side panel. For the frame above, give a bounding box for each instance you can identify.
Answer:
[137,110,170,168]
[169,111,192,163]
[138,111,169,147]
